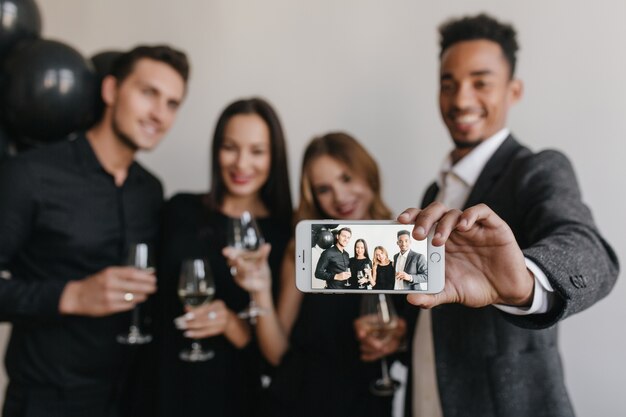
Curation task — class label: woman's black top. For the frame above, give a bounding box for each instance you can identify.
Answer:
[139,193,289,417]
[373,262,395,290]
[268,266,393,416]
[348,257,373,289]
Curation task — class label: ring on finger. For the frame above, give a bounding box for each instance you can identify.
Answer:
[208,311,218,320]
[123,292,134,302]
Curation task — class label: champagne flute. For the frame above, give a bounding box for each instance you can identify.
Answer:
[362,264,372,289]
[359,294,401,396]
[357,270,365,289]
[178,259,216,362]
[117,243,153,345]
[226,211,265,322]
[344,268,352,287]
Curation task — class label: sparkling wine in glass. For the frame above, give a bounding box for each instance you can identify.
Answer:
[344,268,352,287]
[178,258,216,362]
[360,294,401,396]
[357,270,365,289]
[226,211,265,322]
[362,264,372,289]
[117,243,153,345]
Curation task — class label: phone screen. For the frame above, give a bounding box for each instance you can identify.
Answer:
[310,223,429,291]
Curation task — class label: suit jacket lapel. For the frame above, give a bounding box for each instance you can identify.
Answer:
[422,183,439,207]
[405,251,415,271]
[463,135,523,209]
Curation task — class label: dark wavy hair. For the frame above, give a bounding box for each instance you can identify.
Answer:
[439,13,519,78]
[205,97,293,222]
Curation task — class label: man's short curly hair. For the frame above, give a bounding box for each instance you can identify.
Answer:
[439,13,519,77]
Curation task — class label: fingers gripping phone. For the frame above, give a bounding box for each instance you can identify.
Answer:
[295,220,444,294]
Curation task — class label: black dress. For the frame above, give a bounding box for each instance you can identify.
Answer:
[348,257,373,289]
[145,193,290,417]
[373,262,395,290]
[268,295,393,416]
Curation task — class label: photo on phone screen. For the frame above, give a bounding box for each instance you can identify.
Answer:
[306,221,439,293]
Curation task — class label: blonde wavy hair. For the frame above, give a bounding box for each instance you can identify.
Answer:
[372,246,390,269]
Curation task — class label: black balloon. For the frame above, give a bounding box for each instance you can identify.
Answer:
[0,0,42,61]
[317,229,335,249]
[1,39,99,145]
[90,50,122,122]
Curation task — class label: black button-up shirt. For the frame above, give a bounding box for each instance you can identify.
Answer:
[0,133,163,390]
[315,245,350,289]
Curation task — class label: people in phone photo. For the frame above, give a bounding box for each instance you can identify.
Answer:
[349,239,373,290]
[314,227,353,289]
[372,246,395,290]
[393,230,428,290]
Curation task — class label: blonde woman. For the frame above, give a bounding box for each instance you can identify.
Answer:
[371,246,395,290]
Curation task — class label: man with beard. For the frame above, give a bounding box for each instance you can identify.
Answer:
[0,45,189,417]
[356,14,618,417]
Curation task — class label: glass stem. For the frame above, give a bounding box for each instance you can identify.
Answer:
[131,306,140,331]
[191,341,201,352]
[249,299,258,325]
[380,357,391,383]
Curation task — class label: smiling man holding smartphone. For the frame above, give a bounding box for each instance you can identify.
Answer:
[356,13,618,417]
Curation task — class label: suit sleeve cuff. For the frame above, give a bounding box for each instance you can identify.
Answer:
[494,258,555,316]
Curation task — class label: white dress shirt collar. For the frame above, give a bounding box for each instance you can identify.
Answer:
[437,128,510,190]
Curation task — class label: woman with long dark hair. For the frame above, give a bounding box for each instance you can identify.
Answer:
[153,97,292,417]
[349,238,373,289]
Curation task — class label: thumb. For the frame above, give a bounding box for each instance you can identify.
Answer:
[406,291,448,309]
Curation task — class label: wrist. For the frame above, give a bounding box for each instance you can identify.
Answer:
[251,288,273,307]
[518,269,535,307]
[59,281,80,315]
[505,269,535,307]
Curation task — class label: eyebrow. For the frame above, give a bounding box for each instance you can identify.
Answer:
[440,69,494,81]
[222,136,270,146]
[137,80,183,105]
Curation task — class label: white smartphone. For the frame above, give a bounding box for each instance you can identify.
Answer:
[295,220,444,294]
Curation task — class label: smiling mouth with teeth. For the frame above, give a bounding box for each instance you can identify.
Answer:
[455,114,481,123]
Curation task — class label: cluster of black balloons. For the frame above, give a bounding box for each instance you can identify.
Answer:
[312,225,337,249]
[0,0,121,157]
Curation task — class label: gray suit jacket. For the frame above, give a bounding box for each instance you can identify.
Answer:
[393,250,427,290]
[404,136,619,417]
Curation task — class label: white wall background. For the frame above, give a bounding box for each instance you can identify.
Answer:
[1,0,625,415]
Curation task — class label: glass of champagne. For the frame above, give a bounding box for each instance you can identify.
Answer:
[117,243,153,345]
[360,294,401,396]
[344,268,352,287]
[226,211,265,322]
[357,270,365,289]
[363,264,372,289]
[178,258,216,362]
